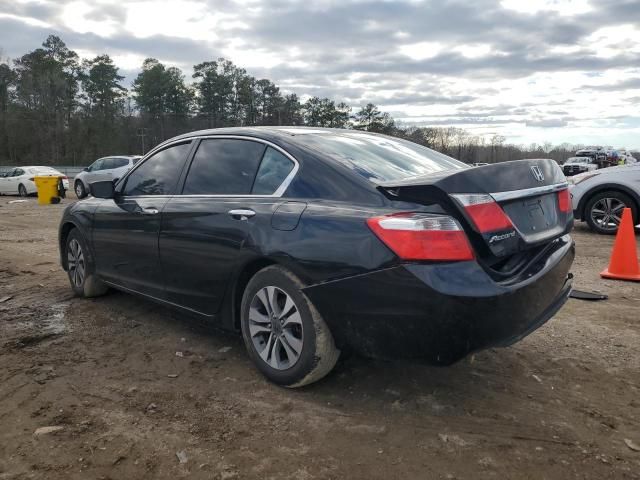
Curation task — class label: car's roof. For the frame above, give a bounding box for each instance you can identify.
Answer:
[159,126,384,149]
[18,166,60,170]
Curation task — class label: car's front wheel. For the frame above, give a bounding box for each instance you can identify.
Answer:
[75,181,87,199]
[585,191,638,235]
[65,229,108,297]
[240,266,339,387]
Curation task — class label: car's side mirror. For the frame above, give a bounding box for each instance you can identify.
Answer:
[90,180,116,199]
[83,167,89,172]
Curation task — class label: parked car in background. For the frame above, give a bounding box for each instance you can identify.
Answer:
[562,157,598,176]
[618,150,638,165]
[58,127,574,387]
[0,166,69,196]
[569,164,640,234]
[74,156,141,199]
[574,147,613,169]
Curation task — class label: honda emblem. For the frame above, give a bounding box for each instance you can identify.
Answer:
[530,165,544,182]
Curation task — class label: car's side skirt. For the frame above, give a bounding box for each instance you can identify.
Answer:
[102,279,216,319]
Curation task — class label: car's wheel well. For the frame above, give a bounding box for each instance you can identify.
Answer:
[581,186,640,220]
[232,258,276,330]
[59,222,77,269]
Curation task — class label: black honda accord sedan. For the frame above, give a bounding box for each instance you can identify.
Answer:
[59,127,574,387]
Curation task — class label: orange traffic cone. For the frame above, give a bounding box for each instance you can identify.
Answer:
[600,207,640,281]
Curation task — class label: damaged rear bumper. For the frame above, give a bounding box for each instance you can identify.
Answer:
[302,235,574,365]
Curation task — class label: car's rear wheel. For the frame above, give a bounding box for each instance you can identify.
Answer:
[585,191,638,235]
[75,181,87,199]
[65,229,108,297]
[18,184,27,197]
[240,265,339,387]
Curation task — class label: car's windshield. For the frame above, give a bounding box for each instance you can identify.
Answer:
[295,132,468,182]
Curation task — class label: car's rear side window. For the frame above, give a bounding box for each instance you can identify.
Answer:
[112,158,129,168]
[252,147,294,195]
[102,158,116,170]
[182,139,265,195]
[123,142,191,196]
[295,132,468,182]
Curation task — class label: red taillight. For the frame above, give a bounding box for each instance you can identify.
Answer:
[451,194,513,232]
[29,177,34,181]
[366,213,474,261]
[61,175,68,180]
[557,188,570,213]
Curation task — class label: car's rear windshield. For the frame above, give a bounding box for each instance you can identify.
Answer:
[294,132,468,182]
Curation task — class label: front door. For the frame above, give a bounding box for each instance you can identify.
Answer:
[0,169,16,194]
[91,141,192,298]
[160,138,296,315]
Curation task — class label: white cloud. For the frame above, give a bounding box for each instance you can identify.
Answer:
[453,44,492,58]
[0,12,51,28]
[500,0,592,16]
[398,41,443,60]
[61,2,118,37]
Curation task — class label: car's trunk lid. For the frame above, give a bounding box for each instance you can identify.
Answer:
[376,159,572,263]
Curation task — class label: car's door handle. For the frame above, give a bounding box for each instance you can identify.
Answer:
[140,207,159,215]
[228,209,256,220]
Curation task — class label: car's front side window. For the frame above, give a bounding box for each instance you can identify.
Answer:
[252,147,294,195]
[88,159,103,172]
[122,142,191,196]
[182,139,265,195]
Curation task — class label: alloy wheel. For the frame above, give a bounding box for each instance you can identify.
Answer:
[590,197,626,232]
[18,185,27,197]
[75,183,83,197]
[67,238,85,287]
[248,286,304,370]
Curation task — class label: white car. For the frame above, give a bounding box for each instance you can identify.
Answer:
[0,166,69,197]
[569,164,640,234]
[74,156,141,199]
[562,157,598,176]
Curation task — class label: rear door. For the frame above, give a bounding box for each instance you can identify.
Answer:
[110,157,130,182]
[160,138,296,315]
[91,142,192,298]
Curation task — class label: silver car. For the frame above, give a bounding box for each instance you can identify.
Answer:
[74,156,141,199]
[569,164,640,234]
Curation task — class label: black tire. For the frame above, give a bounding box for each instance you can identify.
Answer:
[18,184,27,197]
[75,180,87,199]
[65,229,108,297]
[240,265,339,387]
[584,190,638,235]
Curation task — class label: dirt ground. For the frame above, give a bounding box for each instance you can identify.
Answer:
[0,194,639,480]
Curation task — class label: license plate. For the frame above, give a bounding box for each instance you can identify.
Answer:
[502,194,558,234]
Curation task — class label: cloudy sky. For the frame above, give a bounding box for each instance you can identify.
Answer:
[1,0,639,148]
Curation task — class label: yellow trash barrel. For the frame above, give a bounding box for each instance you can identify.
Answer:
[34,176,62,205]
